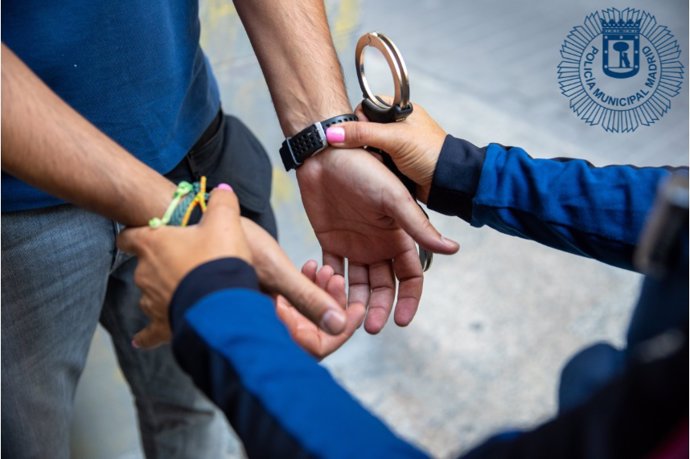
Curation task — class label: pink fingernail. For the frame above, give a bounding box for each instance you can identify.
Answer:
[131,339,140,349]
[217,183,233,192]
[326,127,345,143]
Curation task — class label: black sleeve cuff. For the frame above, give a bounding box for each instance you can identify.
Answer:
[426,135,486,222]
[170,257,260,330]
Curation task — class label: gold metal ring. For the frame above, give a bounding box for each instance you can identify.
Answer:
[355,32,410,110]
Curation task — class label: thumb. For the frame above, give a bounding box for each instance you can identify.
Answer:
[199,184,241,229]
[326,121,400,152]
[241,219,346,335]
[117,227,147,256]
[285,270,347,335]
[132,324,170,350]
[390,190,460,255]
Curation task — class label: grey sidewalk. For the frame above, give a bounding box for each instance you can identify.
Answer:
[71,1,688,457]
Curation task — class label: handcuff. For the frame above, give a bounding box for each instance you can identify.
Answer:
[355,32,433,272]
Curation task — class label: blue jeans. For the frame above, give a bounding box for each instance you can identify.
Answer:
[2,206,232,458]
[2,114,275,458]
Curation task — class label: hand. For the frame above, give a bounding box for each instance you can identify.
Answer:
[240,217,353,336]
[117,186,252,348]
[275,260,365,359]
[325,103,447,203]
[296,147,459,334]
[119,186,355,349]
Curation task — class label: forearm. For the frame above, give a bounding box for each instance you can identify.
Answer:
[1,44,175,225]
[171,258,426,459]
[232,0,351,136]
[427,137,676,270]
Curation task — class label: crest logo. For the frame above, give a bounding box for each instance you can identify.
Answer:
[558,8,683,132]
[601,19,640,79]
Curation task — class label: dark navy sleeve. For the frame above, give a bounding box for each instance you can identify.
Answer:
[427,135,679,271]
[170,258,427,459]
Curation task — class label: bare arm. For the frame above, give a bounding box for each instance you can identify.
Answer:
[232,1,459,333]
[1,43,351,336]
[1,43,175,226]
[232,1,351,135]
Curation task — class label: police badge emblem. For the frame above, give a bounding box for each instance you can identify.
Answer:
[557,8,683,132]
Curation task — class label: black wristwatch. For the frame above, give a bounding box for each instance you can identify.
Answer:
[279,114,358,170]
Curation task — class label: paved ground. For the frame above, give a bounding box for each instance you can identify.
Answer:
[71,1,688,457]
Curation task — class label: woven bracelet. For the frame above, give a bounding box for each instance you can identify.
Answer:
[149,176,210,228]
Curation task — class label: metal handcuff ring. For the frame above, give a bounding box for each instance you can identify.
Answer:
[355,32,433,271]
[355,32,411,120]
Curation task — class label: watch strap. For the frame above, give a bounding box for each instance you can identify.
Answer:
[279,114,358,170]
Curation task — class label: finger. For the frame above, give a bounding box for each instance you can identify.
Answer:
[284,270,347,336]
[116,227,148,255]
[324,269,347,308]
[316,275,366,359]
[138,293,155,319]
[301,261,346,311]
[385,190,460,255]
[392,247,424,327]
[322,251,345,276]
[319,301,367,358]
[364,260,395,334]
[274,295,299,334]
[347,262,370,308]
[344,302,366,333]
[315,264,335,292]
[300,259,319,282]
[199,185,241,229]
[132,324,170,350]
[244,223,346,335]
[325,121,400,151]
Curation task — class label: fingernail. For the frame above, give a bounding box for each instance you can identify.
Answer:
[326,127,345,143]
[217,183,233,192]
[320,309,346,334]
[131,339,140,349]
[442,235,458,246]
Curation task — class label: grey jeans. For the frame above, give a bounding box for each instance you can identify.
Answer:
[1,113,275,458]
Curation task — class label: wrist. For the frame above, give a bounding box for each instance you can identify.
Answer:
[170,258,260,329]
[149,178,180,221]
[426,136,487,220]
[419,149,442,197]
[149,178,209,228]
[385,141,442,201]
[282,100,353,137]
[279,114,358,171]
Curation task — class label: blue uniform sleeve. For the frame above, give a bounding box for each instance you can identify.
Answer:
[427,135,680,271]
[169,258,427,459]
